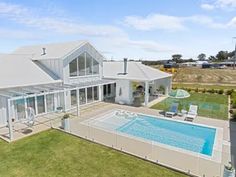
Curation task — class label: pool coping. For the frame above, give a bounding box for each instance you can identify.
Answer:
[81,108,223,163]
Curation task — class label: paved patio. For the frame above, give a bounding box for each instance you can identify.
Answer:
[1,101,235,176]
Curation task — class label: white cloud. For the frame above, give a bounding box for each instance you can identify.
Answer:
[0,1,177,58]
[124,13,236,31]
[201,3,215,10]
[124,14,185,31]
[201,0,236,10]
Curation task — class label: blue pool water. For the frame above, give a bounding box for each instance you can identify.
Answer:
[116,114,216,156]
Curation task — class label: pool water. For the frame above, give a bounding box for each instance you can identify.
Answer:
[116,114,216,156]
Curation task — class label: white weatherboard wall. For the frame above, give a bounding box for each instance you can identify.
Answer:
[115,80,133,104]
[0,95,8,126]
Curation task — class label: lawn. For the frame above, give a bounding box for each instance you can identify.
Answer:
[0,129,187,177]
[151,92,228,120]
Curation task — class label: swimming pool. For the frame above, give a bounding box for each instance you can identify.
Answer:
[86,110,216,156]
[116,113,216,156]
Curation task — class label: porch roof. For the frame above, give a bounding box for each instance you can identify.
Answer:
[0,79,115,100]
[103,61,172,82]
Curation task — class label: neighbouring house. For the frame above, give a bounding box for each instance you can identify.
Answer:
[0,41,172,139]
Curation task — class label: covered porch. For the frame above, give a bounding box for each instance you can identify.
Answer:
[0,79,115,142]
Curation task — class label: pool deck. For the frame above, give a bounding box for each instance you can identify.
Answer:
[1,101,235,176]
[52,102,234,177]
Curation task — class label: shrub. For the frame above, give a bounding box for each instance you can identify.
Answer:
[211,89,216,94]
[226,89,234,96]
[233,112,236,119]
[232,102,236,109]
[195,88,199,92]
[202,88,206,93]
[229,109,234,114]
[218,89,224,94]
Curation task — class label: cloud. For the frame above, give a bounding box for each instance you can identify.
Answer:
[0,1,177,58]
[124,14,186,31]
[201,3,215,10]
[201,0,236,10]
[124,13,235,31]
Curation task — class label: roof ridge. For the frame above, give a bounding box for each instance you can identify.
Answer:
[135,63,151,81]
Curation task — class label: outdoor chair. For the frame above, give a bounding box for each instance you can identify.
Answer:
[185,105,198,121]
[165,103,179,118]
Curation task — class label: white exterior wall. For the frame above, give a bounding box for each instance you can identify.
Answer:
[115,80,133,105]
[39,59,63,79]
[0,95,8,126]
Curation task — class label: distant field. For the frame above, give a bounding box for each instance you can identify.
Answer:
[173,68,236,84]
[173,83,236,90]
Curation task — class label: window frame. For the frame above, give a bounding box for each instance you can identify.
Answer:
[69,52,100,78]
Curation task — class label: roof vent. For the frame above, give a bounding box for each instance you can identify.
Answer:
[41,48,46,55]
[124,58,128,75]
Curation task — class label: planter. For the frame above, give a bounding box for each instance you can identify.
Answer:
[224,166,235,177]
[61,118,70,132]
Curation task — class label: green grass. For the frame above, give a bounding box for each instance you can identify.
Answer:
[173,83,236,90]
[0,129,187,177]
[151,92,228,120]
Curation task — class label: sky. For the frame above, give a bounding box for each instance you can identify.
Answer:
[0,0,236,60]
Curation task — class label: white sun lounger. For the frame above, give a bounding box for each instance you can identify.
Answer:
[185,105,198,121]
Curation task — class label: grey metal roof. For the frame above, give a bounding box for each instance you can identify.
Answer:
[0,55,61,89]
[103,61,172,81]
[13,40,88,60]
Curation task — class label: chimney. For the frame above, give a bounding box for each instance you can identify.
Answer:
[42,48,46,55]
[124,58,128,74]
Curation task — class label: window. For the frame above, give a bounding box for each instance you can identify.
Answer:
[94,86,99,101]
[78,53,86,76]
[87,87,93,103]
[37,95,45,114]
[70,90,77,106]
[69,52,99,77]
[86,53,93,75]
[69,58,77,77]
[93,59,99,75]
[79,88,86,105]
[26,97,35,112]
[46,94,54,112]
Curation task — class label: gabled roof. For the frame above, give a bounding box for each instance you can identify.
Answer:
[103,61,172,81]
[13,40,88,60]
[0,55,61,89]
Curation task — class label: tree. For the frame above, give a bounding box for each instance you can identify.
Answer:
[216,51,228,61]
[171,54,182,63]
[197,53,206,61]
[208,55,216,61]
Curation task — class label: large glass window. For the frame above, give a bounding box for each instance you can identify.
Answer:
[78,53,86,76]
[94,86,99,101]
[26,97,35,112]
[69,58,77,77]
[70,90,77,106]
[69,52,99,77]
[14,99,26,120]
[86,53,93,75]
[79,88,86,105]
[87,87,93,103]
[37,95,45,114]
[93,59,99,75]
[46,94,54,113]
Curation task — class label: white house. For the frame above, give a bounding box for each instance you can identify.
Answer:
[103,60,172,106]
[0,41,172,140]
